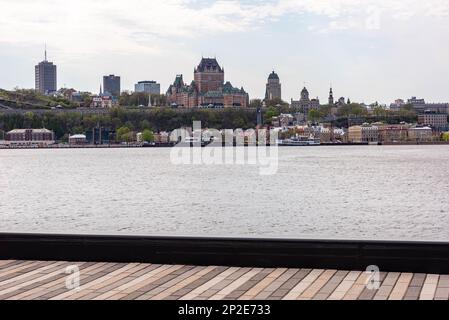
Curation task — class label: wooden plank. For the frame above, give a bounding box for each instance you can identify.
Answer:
[180,267,239,300]
[149,266,216,300]
[92,265,184,300]
[50,263,142,300]
[239,269,287,300]
[327,271,361,300]
[300,270,337,300]
[313,271,348,300]
[389,273,413,300]
[420,275,439,300]
[282,269,324,300]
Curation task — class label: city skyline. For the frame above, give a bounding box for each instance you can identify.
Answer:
[1,0,449,104]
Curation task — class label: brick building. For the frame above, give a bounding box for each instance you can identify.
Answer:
[5,129,55,146]
[166,58,249,108]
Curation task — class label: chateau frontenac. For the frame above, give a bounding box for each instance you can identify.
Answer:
[166,58,249,108]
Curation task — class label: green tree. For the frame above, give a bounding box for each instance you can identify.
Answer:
[141,129,155,142]
[140,119,152,131]
[308,109,321,123]
[249,99,262,108]
[442,132,449,142]
[116,126,131,142]
[265,107,279,121]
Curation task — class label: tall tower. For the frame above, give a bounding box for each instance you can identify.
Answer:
[194,58,224,94]
[300,87,311,114]
[328,87,334,106]
[35,47,57,94]
[265,71,281,101]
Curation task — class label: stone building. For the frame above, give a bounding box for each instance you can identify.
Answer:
[5,129,55,146]
[418,111,448,129]
[348,124,379,143]
[291,87,320,116]
[265,71,281,100]
[166,58,249,108]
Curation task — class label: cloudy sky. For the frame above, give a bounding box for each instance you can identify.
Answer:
[1,0,449,104]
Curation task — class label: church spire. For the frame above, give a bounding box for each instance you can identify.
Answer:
[328,85,334,105]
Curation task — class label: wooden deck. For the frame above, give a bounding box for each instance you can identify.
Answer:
[0,260,448,300]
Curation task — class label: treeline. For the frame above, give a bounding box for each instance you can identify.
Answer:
[0,108,258,140]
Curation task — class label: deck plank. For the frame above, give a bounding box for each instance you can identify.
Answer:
[1,260,448,300]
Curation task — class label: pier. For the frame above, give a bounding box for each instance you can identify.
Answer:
[0,233,448,300]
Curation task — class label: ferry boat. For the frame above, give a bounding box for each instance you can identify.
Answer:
[277,137,321,146]
[183,136,211,147]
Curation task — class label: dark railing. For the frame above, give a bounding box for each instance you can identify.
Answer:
[1,233,449,274]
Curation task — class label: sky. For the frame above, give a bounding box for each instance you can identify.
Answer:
[1,0,449,104]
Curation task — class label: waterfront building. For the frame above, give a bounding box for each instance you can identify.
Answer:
[377,123,411,143]
[5,129,55,146]
[85,127,112,145]
[68,134,87,145]
[134,81,161,95]
[166,58,249,108]
[35,49,57,95]
[418,111,448,129]
[408,126,433,142]
[103,75,121,97]
[272,114,294,128]
[312,126,347,143]
[265,71,282,101]
[348,124,379,143]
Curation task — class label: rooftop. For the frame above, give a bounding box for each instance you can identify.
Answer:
[268,71,279,80]
[195,58,223,73]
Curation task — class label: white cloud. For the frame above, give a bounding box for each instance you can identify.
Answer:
[1,0,449,51]
[1,0,449,102]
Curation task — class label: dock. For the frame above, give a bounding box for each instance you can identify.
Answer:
[0,260,448,300]
[1,233,449,300]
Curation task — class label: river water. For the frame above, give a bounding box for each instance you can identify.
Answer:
[0,146,448,241]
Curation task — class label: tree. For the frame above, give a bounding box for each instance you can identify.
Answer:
[442,132,449,142]
[141,129,154,142]
[249,99,262,109]
[264,98,289,108]
[140,120,152,131]
[338,103,368,118]
[308,109,321,123]
[264,107,279,122]
[116,126,131,142]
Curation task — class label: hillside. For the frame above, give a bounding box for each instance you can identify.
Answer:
[0,89,77,110]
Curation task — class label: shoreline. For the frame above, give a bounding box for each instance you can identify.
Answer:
[1,141,449,150]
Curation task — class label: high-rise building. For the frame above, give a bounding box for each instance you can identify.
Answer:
[265,71,281,100]
[134,81,161,95]
[103,75,121,97]
[35,49,57,95]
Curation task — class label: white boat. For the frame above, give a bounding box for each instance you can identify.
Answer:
[277,137,321,146]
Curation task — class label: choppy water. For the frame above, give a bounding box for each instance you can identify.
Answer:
[0,146,448,241]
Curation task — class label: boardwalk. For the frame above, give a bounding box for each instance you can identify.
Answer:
[0,260,448,300]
